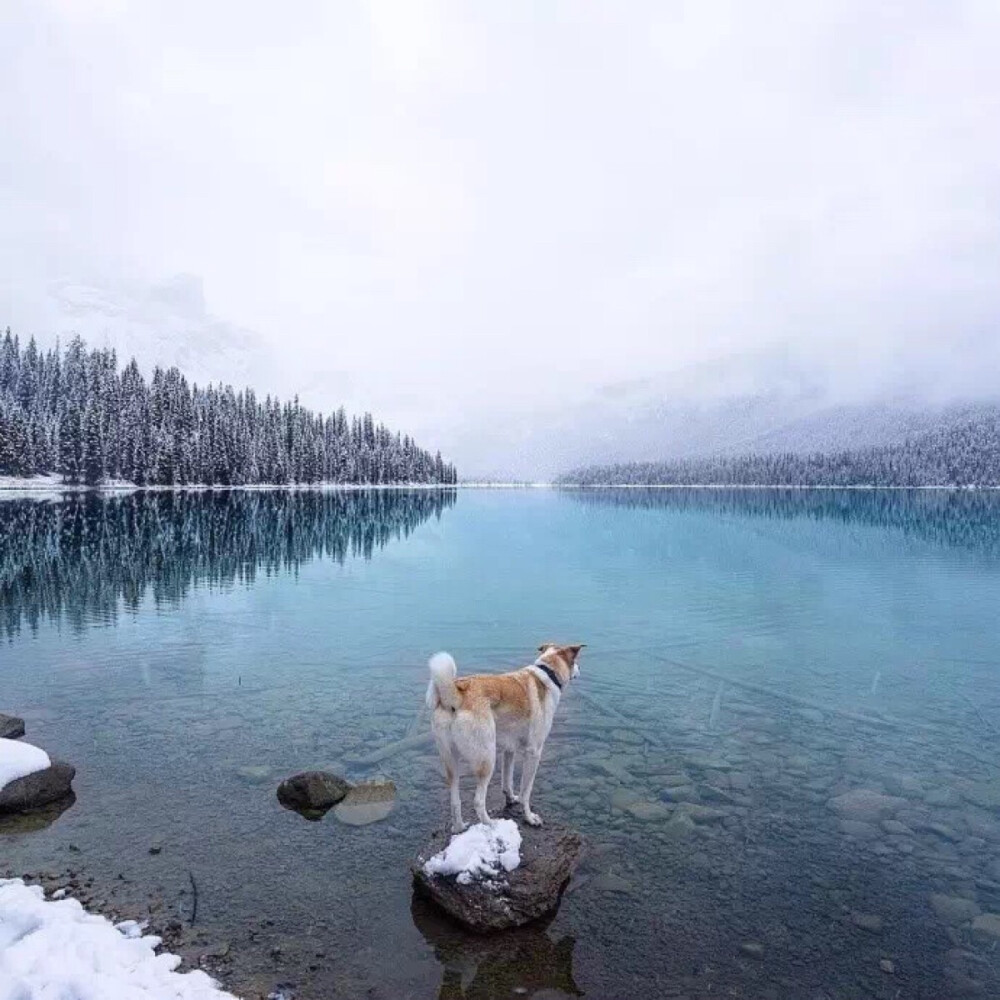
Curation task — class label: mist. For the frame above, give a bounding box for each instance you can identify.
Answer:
[3,1,999,478]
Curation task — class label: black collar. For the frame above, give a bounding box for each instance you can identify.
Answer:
[532,660,564,690]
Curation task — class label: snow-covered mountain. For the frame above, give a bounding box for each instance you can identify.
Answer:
[27,275,270,390]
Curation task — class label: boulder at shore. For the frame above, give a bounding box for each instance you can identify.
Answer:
[413,801,585,932]
[277,770,352,818]
[0,714,26,739]
[0,761,76,814]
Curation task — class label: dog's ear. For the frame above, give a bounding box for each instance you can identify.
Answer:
[537,641,556,652]
[561,644,586,661]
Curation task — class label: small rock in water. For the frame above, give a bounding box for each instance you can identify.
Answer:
[236,765,274,785]
[148,843,163,856]
[739,941,765,959]
[827,789,904,823]
[971,912,1000,940]
[333,779,396,826]
[851,912,884,934]
[0,760,76,814]
[590,872,635,894]
[929,893,981,926]
[880,958,895,974]
[626,799,672,822]
[277,771,351,817]
[0,713,26,739]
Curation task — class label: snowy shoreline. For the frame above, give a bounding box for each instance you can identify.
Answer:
[0,878,239,999]
[2,476,996,494]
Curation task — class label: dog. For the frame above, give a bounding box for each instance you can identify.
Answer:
[425,643,584,832]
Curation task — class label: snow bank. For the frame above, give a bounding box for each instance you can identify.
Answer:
[423,819,522,885]
[0,879,240,1000]
[0,739,50,792]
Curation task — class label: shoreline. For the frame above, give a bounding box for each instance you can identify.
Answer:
[2,478,998,494]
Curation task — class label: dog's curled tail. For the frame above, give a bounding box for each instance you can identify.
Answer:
[426,652,460,711]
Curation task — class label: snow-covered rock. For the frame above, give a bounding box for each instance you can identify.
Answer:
[0,739,50,792]
[413,802,585,932]
[0,739,75,814]
[423,820,522,886]
[0,878,240,999]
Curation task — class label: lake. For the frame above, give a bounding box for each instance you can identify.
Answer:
[2,487,1000,999]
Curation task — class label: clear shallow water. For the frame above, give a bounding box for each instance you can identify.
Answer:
[2,488,1000,998]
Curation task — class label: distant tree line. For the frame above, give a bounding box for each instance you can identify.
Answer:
[0,488,456,636]
[0,330,457,485]
[564,486,1000,557]
[559,412,1000,487]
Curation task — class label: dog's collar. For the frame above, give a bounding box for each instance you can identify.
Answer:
[530,660,564,690]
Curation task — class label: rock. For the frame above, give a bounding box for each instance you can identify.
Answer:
[880,820,912,836]
[880,959,895,974]
[333,779,396,826]
[148,844,163,856]
[915,821,963,843]
[851,912,883,934]
[625,799,673,822]
[660,785,700,804]
[590,872,634,894]
[839,820,880,841]
[827,789,904,823]
[924,787,960,808]
[739,941,765,959]
[970,913,1000,940]
[677,803,729,825]
[0,714,26,739]
[930,893,981,926]
[412,805,585,932]
[0,761,75,814]
[963,781,1000,812]
[276,771,351,817]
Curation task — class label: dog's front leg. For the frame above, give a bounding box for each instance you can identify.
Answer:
[519,749,543,826]
[501,751,519,804]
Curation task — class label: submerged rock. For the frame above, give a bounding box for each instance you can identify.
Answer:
[277,771,351,818]
[827,789,904,823]
[0,761,75,814]
[413,803,585,932]
[333,780,396,826]
[0,714,26,739]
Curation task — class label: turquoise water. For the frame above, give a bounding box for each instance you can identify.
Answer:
[2,488,1000,998]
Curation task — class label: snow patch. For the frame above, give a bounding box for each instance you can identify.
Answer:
[0,879,239,999]
[423,819,522,886]
[0,739,50,792]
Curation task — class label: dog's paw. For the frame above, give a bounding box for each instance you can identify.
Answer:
[504,792,521,805]
[451,821,469,834]
[523,811,543,827]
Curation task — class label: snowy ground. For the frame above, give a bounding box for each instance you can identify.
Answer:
[0,739,50,792]
[423,819,522,885]
[0,879,239,1000]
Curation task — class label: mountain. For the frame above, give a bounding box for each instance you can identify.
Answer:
[558,407,1000,487]
[453,352,1000,481]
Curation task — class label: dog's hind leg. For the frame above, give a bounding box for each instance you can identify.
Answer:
[445,761,465,833]
[519,749,544,826]
[473,758,495,826]
[501,751,519,805]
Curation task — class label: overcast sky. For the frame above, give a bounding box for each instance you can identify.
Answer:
[3,1,1000,470]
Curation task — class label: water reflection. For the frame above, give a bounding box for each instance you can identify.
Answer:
[0,489,456,636]
[411,895,583,999]
[564,486,1000,554]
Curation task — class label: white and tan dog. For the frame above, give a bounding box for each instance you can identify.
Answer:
[425,643,584,832]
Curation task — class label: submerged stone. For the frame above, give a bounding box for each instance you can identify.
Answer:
[333,779,396,826]
[930,893,981,926]
[827,789,905,823]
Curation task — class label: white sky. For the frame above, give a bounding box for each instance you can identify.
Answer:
[3,1,1000,470]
